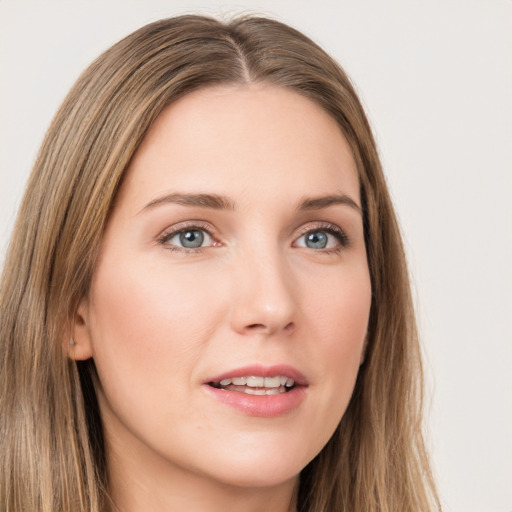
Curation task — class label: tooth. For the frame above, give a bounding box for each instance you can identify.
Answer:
[265,388,281,395]
[246,376,264,387]
[243,387,257,395]
[280,376,287,386]
[285,378,295,387]
[264,376,281,388]
[219,378,232,386]
[253,389,266,395]
[232,377,247,385]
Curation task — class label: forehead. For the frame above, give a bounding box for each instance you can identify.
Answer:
[120,84,360,210]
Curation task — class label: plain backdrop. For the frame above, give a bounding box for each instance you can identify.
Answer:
[1,1,511,511]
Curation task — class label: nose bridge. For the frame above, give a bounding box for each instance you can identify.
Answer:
[230,237,297,336]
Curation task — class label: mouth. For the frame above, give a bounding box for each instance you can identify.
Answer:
[203,365,307,417]
[208,375,296,395]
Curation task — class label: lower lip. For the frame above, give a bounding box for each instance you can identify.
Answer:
[203,385,307,417]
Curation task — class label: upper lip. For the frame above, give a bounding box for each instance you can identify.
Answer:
[205,364,308,386]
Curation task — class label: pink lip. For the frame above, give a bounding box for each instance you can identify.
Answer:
[203,364,308,418]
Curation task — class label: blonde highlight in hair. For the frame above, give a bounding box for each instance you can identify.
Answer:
[0,15,439,512]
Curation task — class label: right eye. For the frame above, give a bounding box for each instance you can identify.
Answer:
[159,226,216,251]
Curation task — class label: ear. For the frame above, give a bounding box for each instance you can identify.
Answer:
[67,297,95,361]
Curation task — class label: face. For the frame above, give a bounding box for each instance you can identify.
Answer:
[75,84,371,493]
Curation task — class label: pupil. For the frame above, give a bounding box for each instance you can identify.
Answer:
[306,231,327,249]
[180,230,204,248]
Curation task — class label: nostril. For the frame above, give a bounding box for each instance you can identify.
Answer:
[244,321,295,334]
[247,323,266,330]
[283,322,294,333]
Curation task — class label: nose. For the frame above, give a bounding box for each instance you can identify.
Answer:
[229,248,297,337]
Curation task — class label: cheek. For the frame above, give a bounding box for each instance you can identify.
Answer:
[302,268,371,427]
[87,257,226,390]
[307,267,371,352]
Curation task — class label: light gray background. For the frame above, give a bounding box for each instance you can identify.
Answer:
[1,1,511,511]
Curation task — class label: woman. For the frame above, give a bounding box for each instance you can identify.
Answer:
[0,14,439,512]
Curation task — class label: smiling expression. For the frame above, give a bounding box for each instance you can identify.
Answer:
[74,84,372,495]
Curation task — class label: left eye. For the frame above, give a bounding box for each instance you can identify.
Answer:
[165,228,213,249]
[294,230,342,250]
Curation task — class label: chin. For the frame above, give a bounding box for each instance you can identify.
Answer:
[207,462,301,490]
[188,437,313,489]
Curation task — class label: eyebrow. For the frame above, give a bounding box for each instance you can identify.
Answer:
[297,194,361,214]
[140,193,236,213]
[139,192,361,215]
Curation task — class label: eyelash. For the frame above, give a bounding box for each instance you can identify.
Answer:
[156,221,349,254]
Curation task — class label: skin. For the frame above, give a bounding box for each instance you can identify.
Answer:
[73,84,372,512]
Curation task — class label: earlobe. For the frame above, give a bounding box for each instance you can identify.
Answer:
[67,298,95,361]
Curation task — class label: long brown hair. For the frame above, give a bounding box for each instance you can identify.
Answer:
[0,14,439,512]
